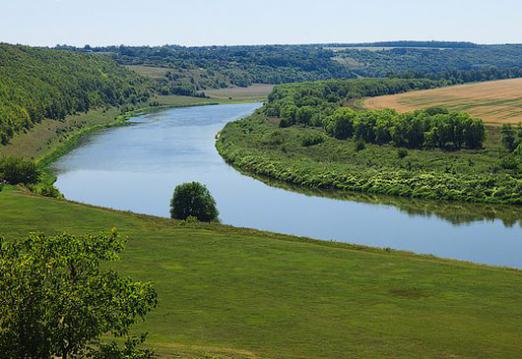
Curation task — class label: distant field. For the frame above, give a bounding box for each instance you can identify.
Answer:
[364,78,522,124]
[127,65,171,79]
[205,84,274,102]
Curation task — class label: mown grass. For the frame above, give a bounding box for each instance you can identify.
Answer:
[2,188,522,358]
[217,112,522,204]
[204,84,274,102]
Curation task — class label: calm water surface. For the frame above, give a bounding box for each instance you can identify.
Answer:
[54,104,522,268]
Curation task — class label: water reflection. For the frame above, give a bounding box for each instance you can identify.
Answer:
[53,104,522,268]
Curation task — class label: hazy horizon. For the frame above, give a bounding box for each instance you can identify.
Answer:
[2,0,522,47]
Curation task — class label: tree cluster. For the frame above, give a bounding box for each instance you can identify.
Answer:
[267,78,444,127]
[323,107,485,150]
[0,44,151,145]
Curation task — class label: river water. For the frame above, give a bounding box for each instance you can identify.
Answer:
[54,104,522,268]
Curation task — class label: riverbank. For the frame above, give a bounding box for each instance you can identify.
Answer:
[216,112,522,205]
[0,94,252,161]
[0,95,260,196]
[2,186,522,358]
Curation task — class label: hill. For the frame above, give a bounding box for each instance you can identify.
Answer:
[56,42,522,98]
[0,43,151,145]
[1,186,522,358]
[365,78,522,124]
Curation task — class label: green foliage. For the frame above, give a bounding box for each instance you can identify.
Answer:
[217,113,522,205]
[355,139,366,152]
[336,43,522,82]
[2,189,522,358]
[502,124,517,152]
[301,132,326,147]
[397,148,409,159]
[0,156,39,184]
[324,108,356,139]
[63,42,522,97]
[80,44,355,92]
[170,182,219,222]
[90,334,155,359]
[267,79,485,150]
[0,44,151,144]
[0,230,158,359]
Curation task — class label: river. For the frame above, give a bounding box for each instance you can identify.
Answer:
[54,103,522,268]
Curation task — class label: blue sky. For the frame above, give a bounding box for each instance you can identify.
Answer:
[2,0,521,46]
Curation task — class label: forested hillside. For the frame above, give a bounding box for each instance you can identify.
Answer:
[0,44,151,145]
[335,44,522,81]
[57,42,522,97]
[56,45,355,97]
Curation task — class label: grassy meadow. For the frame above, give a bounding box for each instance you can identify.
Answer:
[205,84,274,102]
[364,78,522,124]
[1,186,522,358]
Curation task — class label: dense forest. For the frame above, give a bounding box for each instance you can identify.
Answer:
[335,44,522,80]
[0,44,151,145]
[264,77,445,122]
[263,79,485,150]
[59,44,355,96]
[57,42,522,96]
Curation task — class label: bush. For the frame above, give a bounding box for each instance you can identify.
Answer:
[0,157,39,185]
[355,140,366,152]
[302,132,325,147]
[500,155,519,171]
[170,182,219,222]
[397,148,409,159]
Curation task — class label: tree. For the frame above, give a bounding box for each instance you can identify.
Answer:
[325,108,356,140]
[0,230,158,359]
[501,124,516,152]
[170,182,219,222]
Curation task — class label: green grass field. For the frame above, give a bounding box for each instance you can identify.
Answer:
[2,186,522,358]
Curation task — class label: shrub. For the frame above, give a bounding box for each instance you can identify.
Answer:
[0,157,39,185]
[397,148,409,159]
[302,132,325,147]
[170,182,219,222]
[262,131,285,146]
[500,155,519,171]
[355,140,366,152]
[501,124,517,152]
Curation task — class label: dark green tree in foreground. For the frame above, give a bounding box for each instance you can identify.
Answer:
[170,182,219,222]
[0,230,158,359]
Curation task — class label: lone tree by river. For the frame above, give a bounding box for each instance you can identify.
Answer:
[170,182,219,222]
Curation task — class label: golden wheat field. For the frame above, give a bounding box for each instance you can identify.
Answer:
[364,78,522,124]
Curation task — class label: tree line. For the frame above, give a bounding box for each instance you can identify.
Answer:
[266,77,445,125]
[0,44,151,145]
[264,78,485,150]
[323,107,485,150]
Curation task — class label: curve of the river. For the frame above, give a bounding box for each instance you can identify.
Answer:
[54,104,522,268]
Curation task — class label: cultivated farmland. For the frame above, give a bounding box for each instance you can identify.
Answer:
[364,78,522,124]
